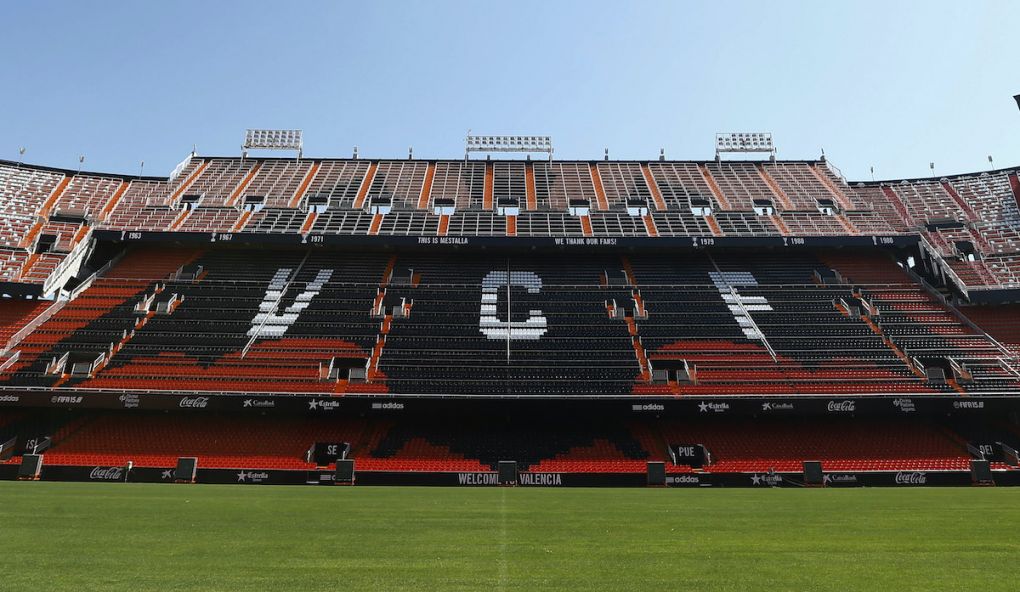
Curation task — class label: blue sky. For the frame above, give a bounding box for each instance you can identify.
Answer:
[1,0,1018,181]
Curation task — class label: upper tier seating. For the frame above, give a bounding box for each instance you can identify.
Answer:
[761,162,837,210]
[951,172,1019,227]
[0,163,63,219]
[533,162,598,212]
[175,207,243,232]
[491,161,525,206]
[366,161,428,210]
[2,158,1020,294]
[245,208,308,233]
[52,175,122,218]
[702,162,779,211]
[428,161,485,210]
[597,162,654,211]
[0,249,31,282]
[887,180,971,224]
[646,162,717,210]
[239,159,313,208]
[178,158,259,207]
[301,160,371,209]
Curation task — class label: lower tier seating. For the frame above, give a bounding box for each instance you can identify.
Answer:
[1,412,367,470]
[659,418,973,472]
[0,410,999,474]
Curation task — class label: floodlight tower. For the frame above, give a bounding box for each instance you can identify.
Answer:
[715,132,776,162]
[242,129,303,160]
[464,135,554,161]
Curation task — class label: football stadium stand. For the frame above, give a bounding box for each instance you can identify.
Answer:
[0,409,1012,477]
[1,247,1015,397]
[1,155,1018,300]
[2,147,1020,487]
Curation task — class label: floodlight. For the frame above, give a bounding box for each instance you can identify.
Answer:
[243,129,303,158]
[715,132,775,157]
[465,135,553,159]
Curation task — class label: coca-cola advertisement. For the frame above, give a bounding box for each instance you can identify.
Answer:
[178,396,210,409]
[89,466,125,481]
[894,471,928,485]
[826,400,856,413]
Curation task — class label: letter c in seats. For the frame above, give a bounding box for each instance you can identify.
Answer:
[479,271,547,340]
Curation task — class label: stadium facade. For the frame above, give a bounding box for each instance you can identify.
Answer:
[2,146,1020,487]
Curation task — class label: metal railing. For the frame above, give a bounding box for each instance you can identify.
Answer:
[0,350,20,372]
[67,249,127,301]
[0,383,1019,400]
[42,235,94,295]
[2,248,130,355]
[903,263,1020,378]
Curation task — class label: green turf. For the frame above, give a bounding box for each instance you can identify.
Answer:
[0,482,1016,591]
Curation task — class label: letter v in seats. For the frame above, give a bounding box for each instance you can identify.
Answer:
[247,268,334,338]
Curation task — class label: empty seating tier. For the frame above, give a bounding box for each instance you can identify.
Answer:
[0,409,993,476]
[2,156,1020,308]
[1,246,1014,397]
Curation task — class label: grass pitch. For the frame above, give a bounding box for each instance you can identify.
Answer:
[0,483,1016,591]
